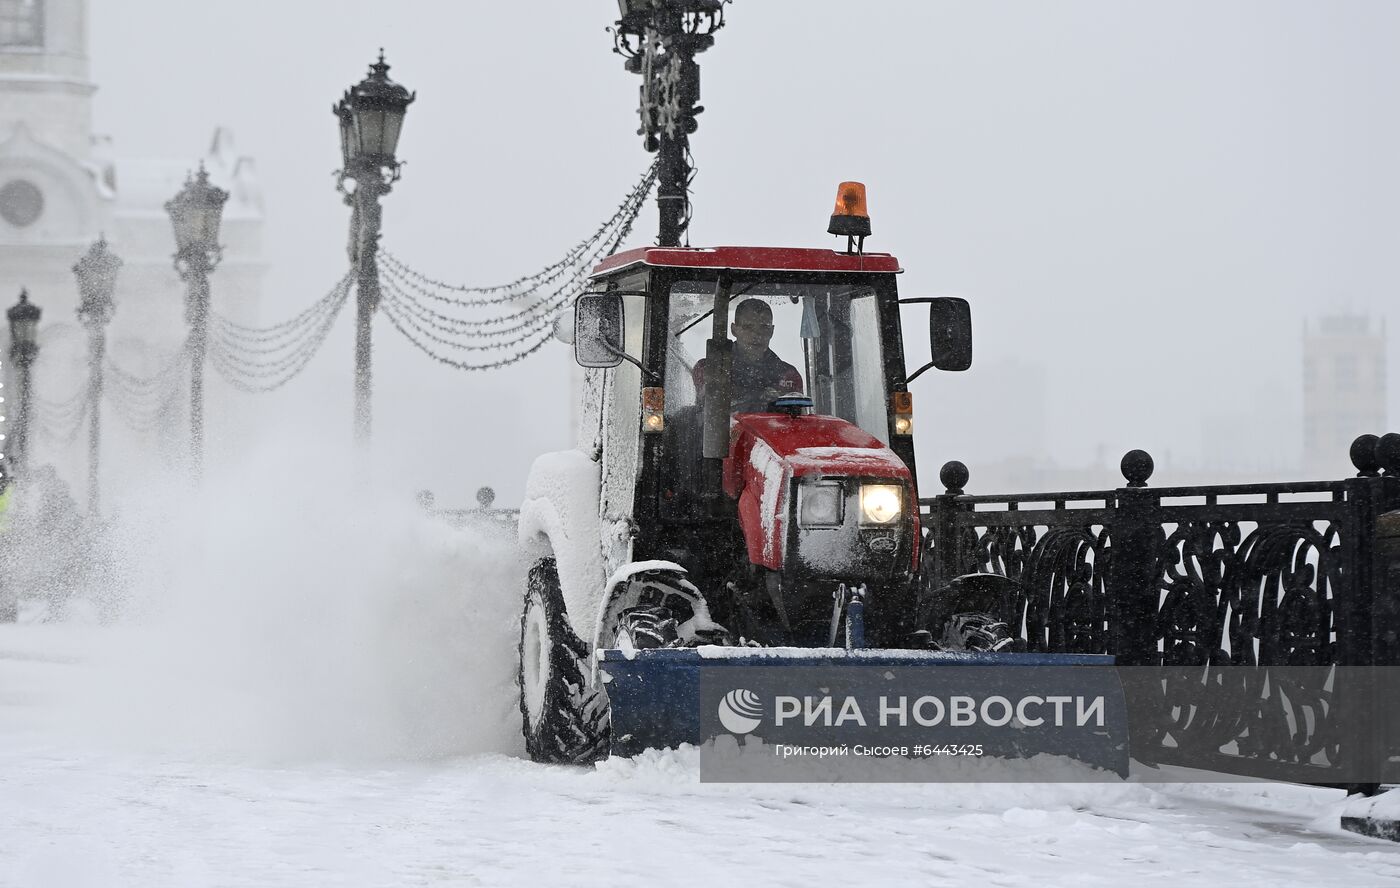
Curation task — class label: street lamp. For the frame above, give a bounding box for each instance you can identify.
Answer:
[164,163,228,480]
[611,0,724,247]
[74,236,121,513]
[6,289,41,478]
[335,50,414,446]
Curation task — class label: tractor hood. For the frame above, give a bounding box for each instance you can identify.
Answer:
[722,413,918,571]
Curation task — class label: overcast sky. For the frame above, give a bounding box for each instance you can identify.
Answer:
[88,1,1400,501]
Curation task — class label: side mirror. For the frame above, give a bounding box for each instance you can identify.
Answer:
[574,293,624,368]
[928,297,972,371]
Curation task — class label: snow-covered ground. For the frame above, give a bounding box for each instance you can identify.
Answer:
[2,456,1400,886]
[3,630,1399,888]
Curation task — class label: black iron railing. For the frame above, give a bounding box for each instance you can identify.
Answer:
[433,507,519,530]
[418,485,518,532]
[919,433,1400,786]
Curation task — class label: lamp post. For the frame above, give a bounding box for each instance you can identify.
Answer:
[74,237,121,513]
[612,0,725,247]
[6,289,41,478]
[335,50,414,446]
[164,164,228,480]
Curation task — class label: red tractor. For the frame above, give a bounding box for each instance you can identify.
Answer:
[516,185,1075,764]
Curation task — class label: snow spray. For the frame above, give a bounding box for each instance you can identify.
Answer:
[32,431,526,762]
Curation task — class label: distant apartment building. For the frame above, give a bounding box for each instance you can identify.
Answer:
[1303,314,1386,477]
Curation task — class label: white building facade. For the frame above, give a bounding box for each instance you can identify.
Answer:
[0,0,264,502]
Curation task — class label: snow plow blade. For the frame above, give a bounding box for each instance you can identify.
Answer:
[598,647,1129,778]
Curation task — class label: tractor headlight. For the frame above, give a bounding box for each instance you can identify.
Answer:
[799,481,844,527]
[860,484,902,524]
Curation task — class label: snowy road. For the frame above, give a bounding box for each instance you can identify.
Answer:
[2,475,1398,888]
[4,626,1400,887]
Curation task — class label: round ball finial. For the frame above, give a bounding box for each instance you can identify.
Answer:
[1121,449,1154,487]
[1378,433,1400,476]
[1350,434,1382,476]
[939,460,969,495]
[476,486,497,509]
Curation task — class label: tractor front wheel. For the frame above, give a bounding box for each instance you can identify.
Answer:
[940,611,1018,652]
[613,606,680,654]
[518,557,609,764]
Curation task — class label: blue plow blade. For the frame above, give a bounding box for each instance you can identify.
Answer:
[597,647,1130,778]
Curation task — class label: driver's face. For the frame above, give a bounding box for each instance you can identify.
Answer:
[731,308,774,354]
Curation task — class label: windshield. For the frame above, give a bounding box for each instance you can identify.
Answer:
[665,279,889,443]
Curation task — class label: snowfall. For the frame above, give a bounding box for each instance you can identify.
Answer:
[3,452,1400,887]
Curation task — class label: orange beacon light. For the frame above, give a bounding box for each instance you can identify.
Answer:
[827,181,871,238]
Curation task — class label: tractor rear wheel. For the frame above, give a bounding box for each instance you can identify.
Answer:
[518,557,609,764]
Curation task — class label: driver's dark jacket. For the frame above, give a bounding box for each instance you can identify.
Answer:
[692,348,803,404]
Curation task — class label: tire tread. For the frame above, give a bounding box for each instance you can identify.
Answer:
[518,557,610,764]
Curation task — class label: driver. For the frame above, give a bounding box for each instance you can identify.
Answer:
[693,299,804,412]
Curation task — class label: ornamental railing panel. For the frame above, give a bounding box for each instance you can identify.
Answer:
[919,434,1400,787]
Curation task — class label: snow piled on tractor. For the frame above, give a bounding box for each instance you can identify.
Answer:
[518,448,606,635]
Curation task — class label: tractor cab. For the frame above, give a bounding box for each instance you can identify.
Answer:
[571,186,972,647]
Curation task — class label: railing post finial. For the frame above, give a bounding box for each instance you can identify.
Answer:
[1121,449,1154,488]
[1378,433,1400,477]
[1351,434,1382,478]
[940,460,969,496]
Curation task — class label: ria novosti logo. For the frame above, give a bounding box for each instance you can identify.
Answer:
[717,688,764,735]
